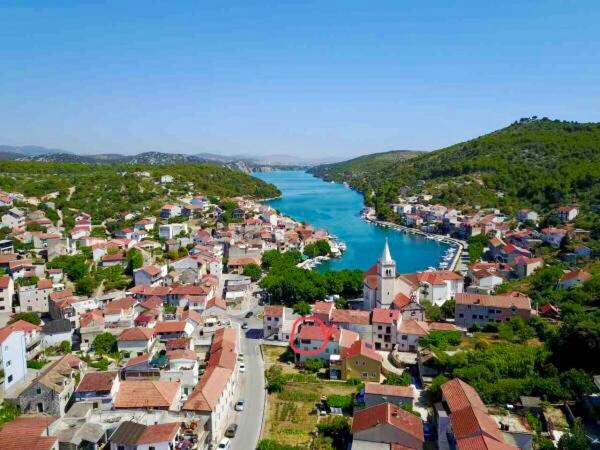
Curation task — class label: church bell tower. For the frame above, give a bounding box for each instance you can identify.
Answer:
[377,238,396,307]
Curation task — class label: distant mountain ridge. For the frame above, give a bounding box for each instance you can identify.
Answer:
[0,144,340,168]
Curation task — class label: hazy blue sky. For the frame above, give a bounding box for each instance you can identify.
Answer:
[1,1,599,157]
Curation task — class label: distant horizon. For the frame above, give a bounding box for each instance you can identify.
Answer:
[1,1,599,158]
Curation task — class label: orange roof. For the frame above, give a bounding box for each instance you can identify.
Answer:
[455,293,531,310]
[352,402,424,441]
[457,435,518,450]
[115,380,179,409]
[331,309,371,325]
[441,378,488,414]
[451,405,505,442]
[137,422,180,444]
[371,308,400,324]
[104,297,136,314]
[393,293,412,310]
[80,310,104,327]
[36,279,53,289]
[167,349,197,361]
[49,289,73,301]
[206,296,226,310]
[560,269,592,283]
[0,416,58,450]
[341,339,382,362]
[183,366,232,412]
[154,321,187,334]
[312,301,335,316]
[417,270,463,285]
[118,327,154,341]
[76,371,118,393]
[264,305,284,317]
[6,319,42,333]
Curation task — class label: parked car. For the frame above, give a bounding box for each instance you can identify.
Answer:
[245,311,253,318]
[239,363,246,372]
[225,424,238,438]
[235,400,245,411]
[241,322,249,329]
[218,438,231,450]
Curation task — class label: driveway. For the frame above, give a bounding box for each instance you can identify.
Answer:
[227,312,266,450]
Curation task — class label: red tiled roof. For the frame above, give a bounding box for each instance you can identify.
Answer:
[457,435,518,450]
[206,296,226,310]
[167,349,197,361]
[399,320,429,336]
[0,416,58,450]
[455,293,531,310]
[104,297,136,314]
[183,366,232,412]
[140,265,162,276]
[560,269,592,283]
[115,380,179,409]
[351,402,424,441]
[331,309,371,325]
[393,293,412,310]
[36,279,53,289]
[0,275,11,289]
[441,378,488,414]
[371,308,400,324]
[312,301,334,316]
[341,339,382,362]
[49,289,73,301]
[5,319,42,333]
[154,321,187,334]
[118,327,153,341]
[166,337,192,350]
[417,270,464,285]
[451,405,504,442]
[137,422,180,444]
[264,305,284,317]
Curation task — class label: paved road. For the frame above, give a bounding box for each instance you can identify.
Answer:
[227,307,265,450]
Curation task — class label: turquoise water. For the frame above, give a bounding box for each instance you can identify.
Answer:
[255,170,448,272]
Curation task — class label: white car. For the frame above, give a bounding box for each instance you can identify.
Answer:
[235,400,245,411]
[239,363,246,372]
[218,438,231,449]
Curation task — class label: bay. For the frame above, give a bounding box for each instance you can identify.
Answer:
[255,170,448,272]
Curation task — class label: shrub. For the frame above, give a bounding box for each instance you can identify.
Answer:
[303,358,324,373]
[383,372,411,386]
[326,394,353,409]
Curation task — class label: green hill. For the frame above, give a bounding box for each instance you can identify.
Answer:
[0,161,280,223]
[309,150,422,185]
[311,118,600,217]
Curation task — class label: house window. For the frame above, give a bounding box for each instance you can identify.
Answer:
[37,403,44,412]
[149,447,156,450]
[459,313,464,318]
[6,360,10,367]
[118,446,125,450]
[36,388,42,395]
[401,335,407,340]
[362,372,368,378]
[7,375,13,383]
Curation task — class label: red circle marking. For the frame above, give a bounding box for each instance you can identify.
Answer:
[289,315,334,355]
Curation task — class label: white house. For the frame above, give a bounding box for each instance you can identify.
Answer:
[117,327,156,356]
[74,371,120,410]
[415,271,464,306]
[159,223,188,240]
[134,265,167,286]
[1,207,26,228]
[0,327,27,390]
[517,209,539,223]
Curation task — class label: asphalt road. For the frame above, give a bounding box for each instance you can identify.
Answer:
[227,307,265,450]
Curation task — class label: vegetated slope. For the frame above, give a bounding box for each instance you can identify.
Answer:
[0,161,280,223]
[314,118,600,216]
[309,150,422,185]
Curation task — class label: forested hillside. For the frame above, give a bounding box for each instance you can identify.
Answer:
[309,150,422,186]
[0,161,280,223]
[311,118,600,217]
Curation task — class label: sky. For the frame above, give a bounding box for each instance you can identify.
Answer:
[0,1,599,158]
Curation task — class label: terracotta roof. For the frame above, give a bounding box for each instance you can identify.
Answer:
[206,296,226,310]
[0,327,15,344]
[118,327,154,341]
[170,284,206,296]
[0,253,18,264]
[441,378,488,413]
[331,309,371,325]
[0,275,11,289]
[312,301,335,316]
[264,305,284,317]
[5,319,42,333]
[393,293,412,310]
[76,371,118,393]
[183,366,232,412]
[417,270,464,285]
[124,353,150,367]
[137,422,180,444]
[560,269,592,283]
[140,297,163,309]
[167,349,197,361]
[49,289,73,301]
[36,279,53,289]
[371,308,401,324]
[351,402,424,441]
[364,382,414,399]
[428,322,458,331]
[455,293,531,310]
[0,416,58,450]
[104,297,136,314]
[456,435,518,450]
[166,337,192,350]
[115,380,179,409]
[80,310,104,327]
[399,320,429,336]
[451,405,504,442]
[154,321,188,334]
[341,339,382,362]
[101,252,125,262]
[140,265,162,276]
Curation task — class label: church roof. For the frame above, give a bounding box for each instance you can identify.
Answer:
[381,238,393,264]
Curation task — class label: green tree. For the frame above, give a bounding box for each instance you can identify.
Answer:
[242,263,262,282]
[383,372,411,386]
[558,420,590,450]
[292,301,311,316]
[58,340,72,354]
[92,332,117,355]
[9,312,41,325]
[126,248,144,273]
[303,358,324,373]
[75,276,95,296]
[316,416,351,450]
